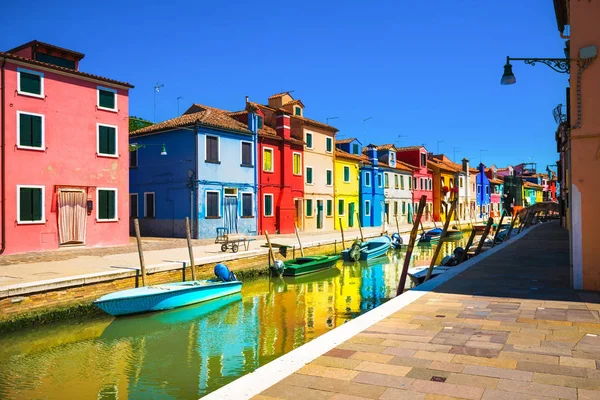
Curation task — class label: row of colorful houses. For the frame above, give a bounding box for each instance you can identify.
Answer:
[0,40,559,254]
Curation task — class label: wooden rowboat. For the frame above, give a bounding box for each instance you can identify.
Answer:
[341,236,391,261]
[270,255,340,277]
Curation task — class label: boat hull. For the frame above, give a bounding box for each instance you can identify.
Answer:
[270,255,340,277]
[341,236,391,261]
[407,265,451,286]
[94,280,242,316]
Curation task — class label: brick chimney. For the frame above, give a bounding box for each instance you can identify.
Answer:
[275,113,291,140]
[462,158,469,173]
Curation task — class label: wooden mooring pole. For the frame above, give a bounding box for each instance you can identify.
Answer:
[395,215,401,235]
[295,225,304,257]
[396,195,427,296]
[339,218,346,249]
[185,217,197,281]
[357,213,364,241]
[264,230,276,265]
[461,228,478,263]
[491,210,505,248]
[474,217,494,256]
[425,200,457,282]
[504,210,519,243]
[134,218,147,287]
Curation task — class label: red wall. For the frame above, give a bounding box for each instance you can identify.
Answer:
[397,148,433,216]
[0,62,130,254]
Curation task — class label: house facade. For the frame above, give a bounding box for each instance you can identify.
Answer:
[475,163,491,218]
[333,146,361,230]
[359,146,384,228]
[0,40,133,254]
[428,155,458,222]
[396,146,434,221]
[130,103,257,239]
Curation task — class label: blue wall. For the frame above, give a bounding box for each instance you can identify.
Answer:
[359,148,384,228]
[475,163,490,217]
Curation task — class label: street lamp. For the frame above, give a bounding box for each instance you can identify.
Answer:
[130,143,168,156]
[500,56,570,85]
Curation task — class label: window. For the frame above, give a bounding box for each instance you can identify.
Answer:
[477,185,481,195]
[306,199,313,217]
[263,148,274,172]
[206,191,220,218]
[307,167,314,184]
[143,192,155,218]
[97,87,117,111]
[130,146,138,168]
[473,183,475,192]
[420,178,424,190]
[402,201,406,215]
[365,200,371,216]
[17,111,44,149]
[421,153,426,166]
[343,166,350,182]
[394,201,398,216]
[263,194,273,217]
[224,187,238,197]
[241,142,253,166]
[326,169,333,186]
[365,171,371,186]
[400,175,405,189]
[17,185,44,223]
[409,177,412,189]
[35,52,76,69]
[338,199,345,216]
[485,186,490,195]
[394,174,399,189]
[450,178,454,188]
[97,124,117,157]
[326,199,333,216]
[352,143,359,155]
[389,152,395,164]
[295,107,302,116]
[130,193,138,218]
[441,177,445,187]
[326,137,333,153]
[293,152,302,175]
[242,193,253,217]
[257,116,263,129]
[206,136,219,163]
[305,132,313,149]
[98,189,117,221]
[18,69,44,98]
[377,173,383,187]
[429,179,432,190]
[413,178,417,189]
[460,177,464,187]
[384,173,389,188]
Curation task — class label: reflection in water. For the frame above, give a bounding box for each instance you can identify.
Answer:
[0,234,469,399]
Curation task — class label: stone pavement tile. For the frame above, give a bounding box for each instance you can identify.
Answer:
[497,351,558,364]
[348,336,386,345]
[571,350,600,360]
[578,388,600,400]
[503,344,573,357]
[349,352,394,364]
[297,365,359,381]
[452,355,518,369]
[414,350,455,362]
[506,333,544,346]
[252,395,280,400]
[464,341,504,350]
[495,379,577,400]
[544,331,585,343]
[307,377,387,399]
[329,394,373,400]
[489,302,521,310]
[388,356,433,368]
[519,327,552,335]
[462,365,533,381]
[445,372,499,389]
[312,356,362,369]
[352,371,415,389]
[406,368,451,381]
[449,346,500,358]
[431,333,472,346]
[337,343,387,354]
[381,347,417,358]
[424,395,465,400]
[410,379,485,400]
[558,356,597,369]
[534,309,567,321]
[280,373,321,387]
[325,349,357,359]
[382,341,453,352]
[260,383,333,400]
[354,361,412,377]
[515,361,587,377]
[363,333,433,343]
[457,313,488,320]
[480,389,556,400]
[468,334,492,343]
[565,309,598,323]
[379,388,426,400]
[429,360,465,373]
[539,340,575,350]
[532,372,600,390]
[573,322,600,329]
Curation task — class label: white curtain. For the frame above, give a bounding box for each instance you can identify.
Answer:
[58,190,87,244]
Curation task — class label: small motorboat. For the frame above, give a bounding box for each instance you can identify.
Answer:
[270,255,340,277]
[418,228,442,243]
[94,264,242,316]
[391,233,403,249]
[341,235,391,261]
[407,247,464,287]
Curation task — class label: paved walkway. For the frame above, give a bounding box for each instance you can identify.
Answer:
[252,222,600,400]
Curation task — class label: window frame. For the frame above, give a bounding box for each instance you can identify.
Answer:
[377,173,383,188]
[130,193,138,218]
[240,141,254,167]
[205,190,221,218]
[16,184,45,224]
[96,123,119,158]
[97,187,118,222]
[325,137,333,153]
[205,135,220,164]
[384,173,389,188]
[343,166,351,183]
[263,193,274,217]
[326,199,333,217]
[421,153,426,166]
[241,192,253,218]
[365,200,371,216]
[394,174,399,189]
[305,199,313,217]
[306,166,314,185]
[365,171,371,187]
[17,68,44,98]
[130,144,138,168]
[97,86,118,112]
[305,132,313,149]
[292,152,302,176]
[338,198,345,216]
[262,147,274,172]
[16,110,45,151]
[143,191,155,219]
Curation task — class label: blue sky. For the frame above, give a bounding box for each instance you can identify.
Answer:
[1,0,567,172]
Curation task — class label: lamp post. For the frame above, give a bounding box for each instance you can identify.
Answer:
[500,56,570,85]
[129,143,168,156]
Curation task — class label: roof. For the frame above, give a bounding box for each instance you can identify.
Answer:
[0,50,133,89]
[553,0,569,34]
[228,108,304,145]
[376,143,396,151]
[429,155,463,173]
[282,99,305,108]
[396,145,425,152]
[247,101,338,133]
[131,104,252,136]
[336,138,358,144]
[523,181,544,189]
[335,148,362,162]
[397,160,418,171]
[268,92,291,100]
[489,178,503,185]
[8,40,85,59]
[379,160,413,173]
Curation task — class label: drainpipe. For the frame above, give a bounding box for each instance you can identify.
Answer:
[252,113,258,235]
[0,58,6,254]
[193,121,199,239]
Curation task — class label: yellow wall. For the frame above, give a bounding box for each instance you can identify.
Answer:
[334,156,360,230]
[439,171,456,222]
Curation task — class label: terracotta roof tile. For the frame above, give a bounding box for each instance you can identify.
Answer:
[0,51,133,88]
[8,40,85,59]
[282,99,305,108]
[396,145,425,151]
[376,143,396,150]
[335,148,362,162]
[335,138,357,144]
[268,92,291,99]
[489,178,503,185]
[247,101,337,132]
[397,160,418,171]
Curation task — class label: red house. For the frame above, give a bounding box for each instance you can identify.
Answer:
[396,146,434,220]
[0,41,133,254]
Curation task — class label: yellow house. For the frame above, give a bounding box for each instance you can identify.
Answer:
[334,148,361,230]
[428,156,459,222]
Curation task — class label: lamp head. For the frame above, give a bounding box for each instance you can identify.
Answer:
[160,144,167,156]
[500,59,516,85]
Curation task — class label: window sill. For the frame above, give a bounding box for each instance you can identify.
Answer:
[205,160,221,165]
[98,106,118,113]
[144,216,156,219]
[263,170,275,174]
[97,153,119,159]
[263,214,274,218]
[240,164,254,168]
[96,219,118,223]
[17,220,46,225]
[293,173,302,177]
[17,91,44,99]
[17,145,46,152]
[205,216,221,219]
[241,216,254,219]
[129,166,138,169]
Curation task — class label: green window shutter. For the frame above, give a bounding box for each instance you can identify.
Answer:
[265,195,272,216]
[344,167,349,182]
[32,115,42,147]
[326,170,332,185]
[326,138,332,152]
[307,167,313,184]
[19,113,32,147]
[20,72,41,95]
[19,188,33,221]
[327,200,332,216]
[107,191,116,219]
[99,126,116,155]
[108,127,116,155]
[306,134,312,148]
[99,90,115,109]
[352,143,358,154]
[338,200,344,215]
[306,199,313,216]
[295,107,301,116]
[98,190,107,219]
[258,117,263,129]
[32,188,42,221]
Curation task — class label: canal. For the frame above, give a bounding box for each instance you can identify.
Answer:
[0,235,469,400]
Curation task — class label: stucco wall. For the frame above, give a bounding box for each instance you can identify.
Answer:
[383,169,412,225]
[303,128,334,231]
[334,156,360,230]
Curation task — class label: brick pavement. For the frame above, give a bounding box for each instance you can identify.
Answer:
[252,222,600,400]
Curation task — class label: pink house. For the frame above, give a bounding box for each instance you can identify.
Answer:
[0,41,133,254]
[396,146,434,221]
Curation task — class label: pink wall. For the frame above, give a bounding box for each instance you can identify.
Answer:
[1,61,130,254]
[397,148,434,213]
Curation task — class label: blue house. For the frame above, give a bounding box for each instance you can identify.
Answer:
[476,163,491,217]
[359,145,384,228]
[130,103,258,239]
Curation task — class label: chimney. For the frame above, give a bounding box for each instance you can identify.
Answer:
[275,113,291,140]
[462,158,469,173]
[245,96,249,103]
[367,146,378,166]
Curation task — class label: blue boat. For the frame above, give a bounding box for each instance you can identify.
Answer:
[342,235,391,261]
[94,264,242,316]
[418,228,443,243]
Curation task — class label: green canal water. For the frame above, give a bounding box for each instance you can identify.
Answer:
[0,236,469,400]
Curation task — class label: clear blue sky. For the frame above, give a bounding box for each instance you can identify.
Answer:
[2,0,567,172]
